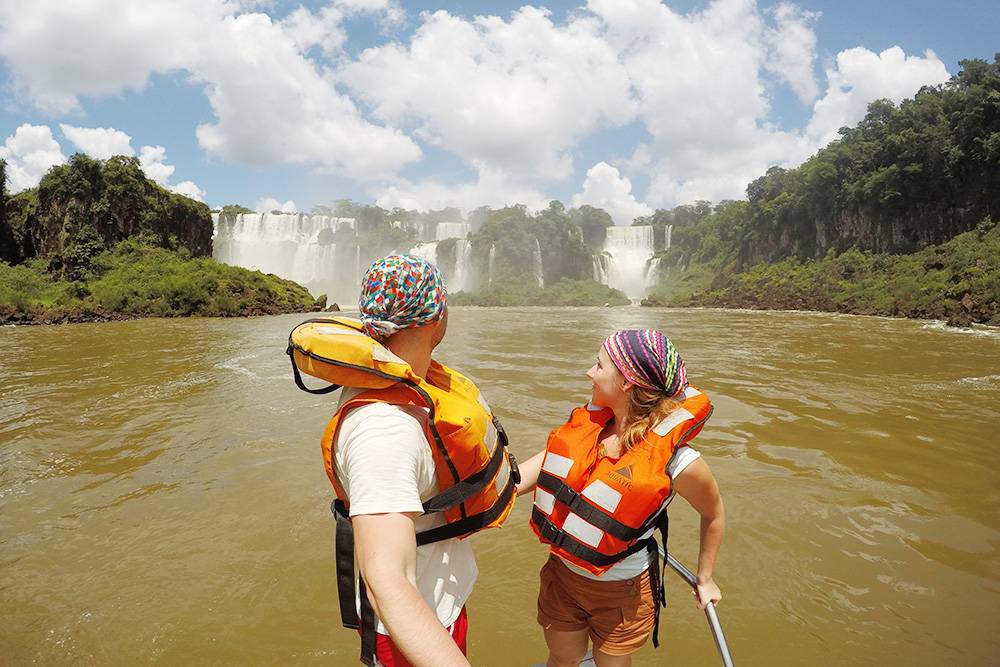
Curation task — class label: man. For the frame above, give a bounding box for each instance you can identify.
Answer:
[292,255,516,666]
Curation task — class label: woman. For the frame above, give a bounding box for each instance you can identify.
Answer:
[516,329,725,667]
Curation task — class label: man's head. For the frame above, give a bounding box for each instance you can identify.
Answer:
[358,255,448,346]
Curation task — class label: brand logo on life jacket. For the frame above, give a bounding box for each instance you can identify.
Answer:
[609,464,633,488]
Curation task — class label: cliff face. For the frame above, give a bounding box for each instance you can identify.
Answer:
[0,154,212,268]
[738,56,1000,267]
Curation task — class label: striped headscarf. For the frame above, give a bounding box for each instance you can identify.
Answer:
[602,329,688,397]
[358,255,447,340]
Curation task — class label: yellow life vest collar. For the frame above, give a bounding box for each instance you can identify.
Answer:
[287,316,429,394]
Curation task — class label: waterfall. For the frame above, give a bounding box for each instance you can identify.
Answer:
[602,226,655,299]
[666,224,673,250]
[592,253,609,284]
[644,257,662,290]
[451,240,473,292]
[212,212,356,286]
[435,222,470,240]
[488,244,496,286]
[532,238,544,288]
[409,241,439,265]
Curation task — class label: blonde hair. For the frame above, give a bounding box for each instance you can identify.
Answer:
[618,385,682,452]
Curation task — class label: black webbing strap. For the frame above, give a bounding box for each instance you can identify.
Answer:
[530,507,653,567]
[332,500,359,630]
[287,346,342,395]
[415,468,517,545]
[650,511,669,648]
[536,472,660,542]
[332,499,377,666]
[357,577,377,666]
[421,427,509,513]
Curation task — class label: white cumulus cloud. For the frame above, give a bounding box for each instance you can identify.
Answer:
[374,164,549,213]
[137,145,176,185]
[59,124,135,160]
[340,6,636,182]
[572,162,651,226]
[0,124,67,193]
[171,180,206,201]
[255,197,297,213]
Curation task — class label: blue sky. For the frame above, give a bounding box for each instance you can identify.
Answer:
[0,0,996,223]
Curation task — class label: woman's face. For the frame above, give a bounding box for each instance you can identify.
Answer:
[587,347,629,408]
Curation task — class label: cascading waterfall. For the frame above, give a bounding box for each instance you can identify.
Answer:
[602,226,655,299]
[593,253,609,284]
[532,238,544,287]
[212,212,355,286]
[435,222,471,241]
[488,244,496,286]
[409,241,439,265]
[451,240,473,292]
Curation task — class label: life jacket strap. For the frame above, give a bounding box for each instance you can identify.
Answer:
[531,507,655,567]
[536,471,662,542]
[416,467,518,545]
[421,421,515,514]
[286,346,342,395]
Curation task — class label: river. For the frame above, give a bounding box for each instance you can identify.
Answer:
[1,307,998,666]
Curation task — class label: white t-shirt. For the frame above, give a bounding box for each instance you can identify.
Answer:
[559,446,701,581]
[333,388,478,635]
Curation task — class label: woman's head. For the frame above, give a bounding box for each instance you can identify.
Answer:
[592,329,689,451]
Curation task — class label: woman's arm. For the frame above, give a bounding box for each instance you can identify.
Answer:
[514,449,546,496]
[671,457,725,609]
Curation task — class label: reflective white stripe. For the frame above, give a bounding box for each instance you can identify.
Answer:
[586,402,605,411]
[541,452,574,478]
[562,512,604,548]
[485,419,498,455]
[371,345,407,365]
[477,392,492,415]
[314,327,365,336]
[534,487,555,514]
[682,386,701,399]
[493,459,511,495]
[652,408,694,436]
[581,480,622,514]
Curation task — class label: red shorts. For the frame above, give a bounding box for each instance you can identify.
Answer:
[369,606,468,667]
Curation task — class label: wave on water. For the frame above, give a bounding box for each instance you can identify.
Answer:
[919,320,1000,339]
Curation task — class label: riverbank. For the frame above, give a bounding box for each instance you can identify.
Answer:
[0,239,320,325]
[449,278,629,307]
[642,221,1000,327]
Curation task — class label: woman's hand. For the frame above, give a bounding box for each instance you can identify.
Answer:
[694,577,722,610]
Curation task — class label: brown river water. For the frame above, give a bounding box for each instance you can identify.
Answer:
[2,307,999,666]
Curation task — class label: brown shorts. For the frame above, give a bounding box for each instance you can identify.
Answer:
[537,555,656,656]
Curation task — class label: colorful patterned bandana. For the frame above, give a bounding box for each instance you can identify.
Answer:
[358,255,447,340]
[603,329,688,397]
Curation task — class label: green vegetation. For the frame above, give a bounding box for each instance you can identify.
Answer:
[0,239,317,324]
[449,278,629,307]
[641,56,1000,325]
[0,154,320,324]
[646,219,1000,326]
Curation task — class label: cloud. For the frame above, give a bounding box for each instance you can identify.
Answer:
[171,180,206,201]
[255,197,297,213]
[59,124,135,160]
[589,0,949,207]
[0,0,421,179]
[137,145,176,185]
[374,164,549,213]
[340,6,636,182]
[806,46,950,146]
[572,162,652,226]
[0,124,67,193]
[764,3,820,103]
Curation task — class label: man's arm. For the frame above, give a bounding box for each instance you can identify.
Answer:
[353,512,470,667]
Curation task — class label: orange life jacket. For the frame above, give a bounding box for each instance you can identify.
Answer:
[287,317,519,666]
[530,386,712,647]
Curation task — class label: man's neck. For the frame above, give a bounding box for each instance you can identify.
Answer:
[384,330,433,379]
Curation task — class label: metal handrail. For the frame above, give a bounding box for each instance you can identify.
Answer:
[665,554,735,667]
